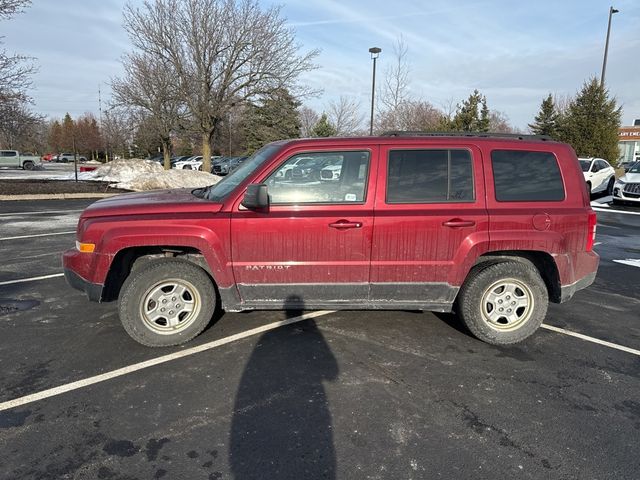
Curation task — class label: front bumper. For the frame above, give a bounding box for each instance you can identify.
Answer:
[64,268,103,302]
[613,185,640,203]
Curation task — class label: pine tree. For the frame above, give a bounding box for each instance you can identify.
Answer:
[311,114,337,137]
[557,78,621,165]
[529,94,560,137]
[60,113,75,151]
[450,90,490,132]
[243,89,302,153]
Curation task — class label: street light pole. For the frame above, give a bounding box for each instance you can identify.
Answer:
[369,47,381,136]
[601,6,619,87]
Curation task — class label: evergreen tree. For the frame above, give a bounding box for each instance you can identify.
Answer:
[529,94,560,137]
[60,113,75,151]
[557,78,621,165]
[311,113,337,137]
[450,90,490,132]
[243,89,301,153]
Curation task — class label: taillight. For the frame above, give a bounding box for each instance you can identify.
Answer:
[586,211,597,252]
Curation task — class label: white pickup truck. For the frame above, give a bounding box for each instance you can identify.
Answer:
[0,150,41,170]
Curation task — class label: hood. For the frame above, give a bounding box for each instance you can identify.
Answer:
[620,172,640,183]
[82,188,222,218]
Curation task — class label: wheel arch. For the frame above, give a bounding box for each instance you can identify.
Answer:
[102,246,215,302]
[466,250,561,304]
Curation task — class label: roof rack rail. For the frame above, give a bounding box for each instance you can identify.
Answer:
[380,131,553,141]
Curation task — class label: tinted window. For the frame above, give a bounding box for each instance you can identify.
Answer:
[579,160,591,172]
[386,149,474,203]
[266,151,370,204]
[596,160,609,170]
[492,150,565,202]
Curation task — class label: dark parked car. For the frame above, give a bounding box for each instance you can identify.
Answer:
[212,156,247,175]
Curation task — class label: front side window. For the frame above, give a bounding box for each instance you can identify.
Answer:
[386,149,474,203]
[266,151,370,204]
[492,150,565,202]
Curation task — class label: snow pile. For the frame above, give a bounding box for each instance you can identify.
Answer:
[72,159,221,191]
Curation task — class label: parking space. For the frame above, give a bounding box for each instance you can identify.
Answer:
[1,199,639,479]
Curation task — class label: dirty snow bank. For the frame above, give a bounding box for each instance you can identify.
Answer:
[71,159,221,191]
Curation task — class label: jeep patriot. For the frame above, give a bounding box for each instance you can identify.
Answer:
[63,133,599,347]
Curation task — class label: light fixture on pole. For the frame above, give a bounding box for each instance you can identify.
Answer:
[369,47,381,136]
[600,6,619,87]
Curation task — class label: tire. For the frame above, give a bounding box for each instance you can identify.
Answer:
[585,181,592,196]
[184,165,192,170]
[23,161,34,170]
[118,258,216,347]
[457,261,548,345]
[606,177,615,196]
[285,169,292,180]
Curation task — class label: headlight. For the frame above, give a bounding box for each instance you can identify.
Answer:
[615,179,626,186]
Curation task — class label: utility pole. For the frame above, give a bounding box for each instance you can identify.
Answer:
[369,47,381,136]
[600,6,619,87]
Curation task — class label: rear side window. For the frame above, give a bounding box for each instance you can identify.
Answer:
[491,150,565,202]
[386,149,474,203]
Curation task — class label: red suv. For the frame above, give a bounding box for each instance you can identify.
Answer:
[63,133,599,347]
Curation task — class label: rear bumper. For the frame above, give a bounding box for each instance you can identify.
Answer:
[559,271,597,303]
[64,268,103,302]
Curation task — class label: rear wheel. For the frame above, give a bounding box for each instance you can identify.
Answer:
[457,261,548,345]
[118,258,216,347]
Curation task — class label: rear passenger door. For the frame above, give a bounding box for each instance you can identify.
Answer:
[371,145,489,308]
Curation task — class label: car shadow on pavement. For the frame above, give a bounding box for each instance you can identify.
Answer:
[229,295,339,479]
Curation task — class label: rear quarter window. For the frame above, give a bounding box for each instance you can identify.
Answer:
[491,150,565,202]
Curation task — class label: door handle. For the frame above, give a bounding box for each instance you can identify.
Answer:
[329,220,362,229]
[442,219,476,228]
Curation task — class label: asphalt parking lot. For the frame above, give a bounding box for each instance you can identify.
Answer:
[0,198,639,479]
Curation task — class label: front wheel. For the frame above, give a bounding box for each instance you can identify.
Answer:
[606,177,615,196]
[457,261,548,345]
[23,161,34,170]
[118,259,216,347]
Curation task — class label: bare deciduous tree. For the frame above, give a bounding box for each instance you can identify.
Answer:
[380,36,410,113]
[123,0,318,171]
[102,109,132,160]
[488,111,516,133]
[112,52,187,169]
[327,96,363,136]
[0,0,38,148]
[299,106,319,138]
[376,100,442,133]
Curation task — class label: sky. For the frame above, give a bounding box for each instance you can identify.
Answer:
[3,0,639,131]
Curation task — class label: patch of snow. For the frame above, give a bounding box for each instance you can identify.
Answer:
[591,200,609,207]
[63,159,221,191]
[612,259,640,268]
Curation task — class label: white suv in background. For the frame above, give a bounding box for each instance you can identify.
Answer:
[613,161,640,205]
[579,157,616,195]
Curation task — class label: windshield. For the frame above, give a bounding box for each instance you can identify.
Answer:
[629,162,640,174]
[203,143,282,201]
[579,160,591,172]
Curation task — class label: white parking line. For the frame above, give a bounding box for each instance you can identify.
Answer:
[593,207,640,216]
[0,231,75,241]
[0,310,334,412]
[0,209,83,217]
[541,324,640,356]
[0,273,65,286]
[612,259,640,268]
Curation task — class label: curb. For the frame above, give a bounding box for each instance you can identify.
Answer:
[0,193,120,201]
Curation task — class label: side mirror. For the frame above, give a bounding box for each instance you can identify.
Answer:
[242,184,269,209]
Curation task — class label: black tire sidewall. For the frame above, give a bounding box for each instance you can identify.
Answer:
[118,259,216,347]
[458,261,548,345]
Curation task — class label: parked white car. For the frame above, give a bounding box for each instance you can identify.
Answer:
[579,157,616,195]
[612,161,640,205]
[173,156,203,170]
